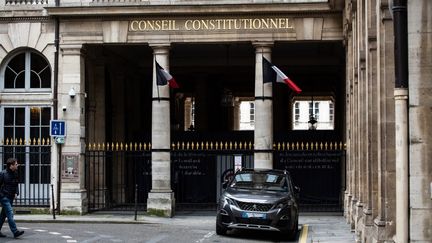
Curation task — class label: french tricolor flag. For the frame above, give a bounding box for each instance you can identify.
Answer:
[262,57,301,94]
[156,61,179,89]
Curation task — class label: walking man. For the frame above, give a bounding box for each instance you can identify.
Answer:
[0,158,24,238]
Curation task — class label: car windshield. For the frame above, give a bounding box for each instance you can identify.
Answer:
[230,172,289,192]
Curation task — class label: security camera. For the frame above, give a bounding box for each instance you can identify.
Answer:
[62,106,67,111]
[69,87,76,99]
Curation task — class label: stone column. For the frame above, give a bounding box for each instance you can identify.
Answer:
[394,88,408,243]
[59,45,87,214]
[184,97,193,131]
[374,2,396,242]
[343,1,354,223]
[253,42,273,169]
[147,45,175,217]
[350,11,359,230]
[407,2,432,242]
[233,98,240,131]
[364,1,378,241]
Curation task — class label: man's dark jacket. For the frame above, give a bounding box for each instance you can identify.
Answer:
[0,168,19,199]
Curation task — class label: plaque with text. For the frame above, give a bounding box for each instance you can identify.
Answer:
[61,154,79,182]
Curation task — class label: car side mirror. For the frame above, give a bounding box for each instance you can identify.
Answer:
[222,180,229,189]
[294,186,300,199]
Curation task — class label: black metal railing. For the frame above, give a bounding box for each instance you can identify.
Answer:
[5,0,48,4]
[0,138,51,207]
[84,139,345,212]
[274,141,346,212]
[85,142,151,212]
[171,140,254,210]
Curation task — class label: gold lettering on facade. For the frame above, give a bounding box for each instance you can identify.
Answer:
[129,20,180,31]
[129,18,294,32]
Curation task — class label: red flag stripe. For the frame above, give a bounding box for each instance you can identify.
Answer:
[271,65,302,94]
[284,78,302,94]
[156,61,179,89]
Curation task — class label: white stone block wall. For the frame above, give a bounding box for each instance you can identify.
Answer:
[408,1,432,242]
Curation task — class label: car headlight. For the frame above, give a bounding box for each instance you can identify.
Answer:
[274,200,293,209]
[221,196,236,206]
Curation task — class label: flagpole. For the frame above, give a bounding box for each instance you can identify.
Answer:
[155,60,160,102]
[157,85,160,102]
[262,53,264,97]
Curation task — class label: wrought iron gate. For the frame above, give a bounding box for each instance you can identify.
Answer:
[171,141,254,210]
[0,139,51,207]
[85,143,151,212]
[274,141,345,211]
[85,140,344,212]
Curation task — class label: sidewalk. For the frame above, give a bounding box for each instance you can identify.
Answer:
[15,210,217,225]
[15,211,355,242]
[15,213,150,224]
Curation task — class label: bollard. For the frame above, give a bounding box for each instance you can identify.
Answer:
[51,184,56,219]
[134,184,138,221]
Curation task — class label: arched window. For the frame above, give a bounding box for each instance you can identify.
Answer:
[3,50,51,90]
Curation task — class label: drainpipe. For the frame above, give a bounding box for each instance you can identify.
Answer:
[392,0,409,242]
[54,0,61,214]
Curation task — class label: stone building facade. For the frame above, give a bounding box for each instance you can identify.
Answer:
[343,1,431,243]
[0,0,430,242]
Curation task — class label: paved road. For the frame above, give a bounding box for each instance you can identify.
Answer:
[6,213,354,243]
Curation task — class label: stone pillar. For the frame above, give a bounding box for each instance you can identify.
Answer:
[355,53,366,243]
[407,2,432,242]
[374,2,396,242]
[364,1,378,241]
[147,45,175,217]
[351,3,366,241]
[343,0,354,223]
[394,88,408,243]
[253,42,273,169]
[233,98,240,131]
[59,45,87,214]
[350,10,359,230]
[184,97,193,131]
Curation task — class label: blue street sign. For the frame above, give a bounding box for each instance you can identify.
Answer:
[50,120,66,137]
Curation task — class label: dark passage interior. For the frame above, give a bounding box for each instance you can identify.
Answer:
[84,41,345,210]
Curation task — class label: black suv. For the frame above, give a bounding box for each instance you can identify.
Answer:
[216,169,299,239]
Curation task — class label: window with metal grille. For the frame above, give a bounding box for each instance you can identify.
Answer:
[2,106,51,184]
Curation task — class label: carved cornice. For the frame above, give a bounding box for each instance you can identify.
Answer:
[0,16,50,22]
[45,3,341,18]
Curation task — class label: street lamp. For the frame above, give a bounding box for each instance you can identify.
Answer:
[221,89,234,107]
[308,115,317,130]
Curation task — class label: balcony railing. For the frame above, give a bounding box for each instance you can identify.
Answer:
[5,0,48,4]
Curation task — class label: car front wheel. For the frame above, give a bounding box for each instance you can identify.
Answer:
[216,223,227,235]
[283,219,298,240]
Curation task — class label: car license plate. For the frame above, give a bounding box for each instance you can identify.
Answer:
[242,212,266,219]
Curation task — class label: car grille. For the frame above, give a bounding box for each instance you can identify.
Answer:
[236,217,272,225]
[235,200,273,212]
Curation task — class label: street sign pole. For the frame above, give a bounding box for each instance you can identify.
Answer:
[50,119,66,215]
